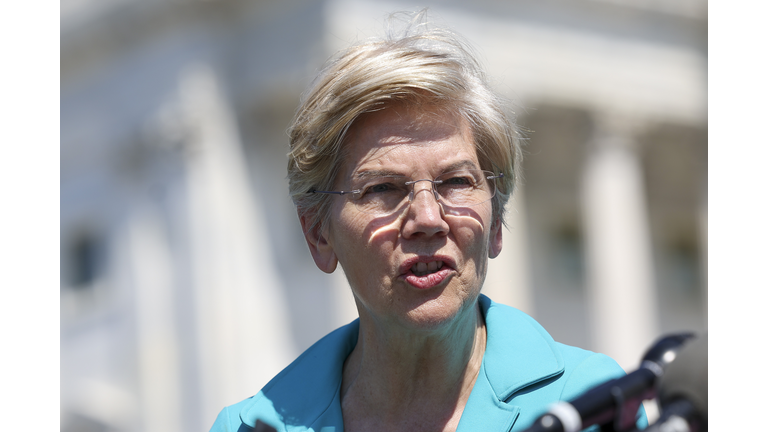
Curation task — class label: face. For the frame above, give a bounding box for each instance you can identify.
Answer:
[302,104,503,333]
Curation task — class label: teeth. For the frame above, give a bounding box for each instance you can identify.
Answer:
[415,262,427,274]
[411,261,445,276]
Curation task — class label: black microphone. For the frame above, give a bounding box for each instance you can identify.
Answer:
[253,419,278,432]
[641,333,707,432]
[522,333,696,432]
[642,399,701,432]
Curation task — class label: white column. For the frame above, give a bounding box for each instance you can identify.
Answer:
[483,186,534,315]
[128,204,183,432]
[581,116,658,371]
[177,63,294,425]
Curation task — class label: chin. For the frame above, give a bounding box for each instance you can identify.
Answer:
[397,291,479,332]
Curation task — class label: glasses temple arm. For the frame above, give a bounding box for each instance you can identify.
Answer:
[309,189,360,195]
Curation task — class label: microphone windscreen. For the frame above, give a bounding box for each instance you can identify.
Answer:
[657,333,707,420]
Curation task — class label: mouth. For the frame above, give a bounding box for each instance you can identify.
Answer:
[400,256,455,289]
[411,260,445,277]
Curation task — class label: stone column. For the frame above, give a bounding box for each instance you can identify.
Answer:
[177,63,294,426]
[580,115,658,371]
[128,205,183,432]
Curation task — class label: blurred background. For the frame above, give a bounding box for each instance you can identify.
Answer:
[60,0,707,431]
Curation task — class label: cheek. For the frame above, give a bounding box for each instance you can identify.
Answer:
[455,223,490,257]
[329,208,399,273]
[448,212,493,269]
[449,207,491,243]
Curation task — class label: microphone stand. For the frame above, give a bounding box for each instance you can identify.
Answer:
[523,333,696,432]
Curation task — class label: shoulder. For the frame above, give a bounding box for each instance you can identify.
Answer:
[481,295,626,399]
[551,342,626,400]
[208,320,359,432]
[477,296,645,429]
[551,342,647,429]
[210,396,271,432]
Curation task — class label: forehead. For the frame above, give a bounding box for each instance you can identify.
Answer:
[340,104,478,177]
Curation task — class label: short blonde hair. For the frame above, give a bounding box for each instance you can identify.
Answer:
[287,11,522,233]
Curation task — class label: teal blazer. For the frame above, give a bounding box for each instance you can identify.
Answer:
[210,295,647,431]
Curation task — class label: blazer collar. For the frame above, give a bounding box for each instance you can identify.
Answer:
[456,295,565,432]
[479,295,565,400]
[239,295,564,431]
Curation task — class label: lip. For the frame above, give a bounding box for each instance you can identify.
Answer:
[399,255,457,290]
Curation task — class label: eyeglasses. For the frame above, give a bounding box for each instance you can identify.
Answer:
[309,169,503,217]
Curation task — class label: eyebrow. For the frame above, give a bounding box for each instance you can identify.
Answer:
[352,160,481,181]
[441,160,480,173]
[352,169,406,181]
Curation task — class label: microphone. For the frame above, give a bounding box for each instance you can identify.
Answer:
[642,399,700,432]
[253,419,278,432]
[642,333,707,432]
[522,333,696,432]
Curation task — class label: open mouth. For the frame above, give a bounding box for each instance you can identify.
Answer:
[401,257,454,289]
[410,260,444,277]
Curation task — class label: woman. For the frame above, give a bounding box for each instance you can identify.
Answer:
[210,14,645,432]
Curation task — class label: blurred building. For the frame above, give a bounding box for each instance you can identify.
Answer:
[60,0,707,431]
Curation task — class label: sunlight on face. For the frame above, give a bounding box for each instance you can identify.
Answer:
[321,103,501,332]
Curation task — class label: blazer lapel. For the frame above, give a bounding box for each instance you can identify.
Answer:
[457,360,520,432]
[457,296,565,432]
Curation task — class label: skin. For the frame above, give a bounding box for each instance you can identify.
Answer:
[300,104,503,432]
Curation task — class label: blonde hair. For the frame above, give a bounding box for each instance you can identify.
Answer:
[287,11,522,233]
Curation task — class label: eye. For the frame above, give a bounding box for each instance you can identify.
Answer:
[372,183,394,193]
[441,174,476,187]
[360,179,405,196]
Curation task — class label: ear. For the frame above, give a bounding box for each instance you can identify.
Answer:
[488,217,503,259]
[300,212,338,273]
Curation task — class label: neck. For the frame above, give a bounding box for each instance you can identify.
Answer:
[341,302,486,430]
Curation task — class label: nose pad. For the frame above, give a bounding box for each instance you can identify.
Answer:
[407,183,444,216]
[401,180,448,237]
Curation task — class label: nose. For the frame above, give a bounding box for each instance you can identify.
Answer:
[401,182,449,238]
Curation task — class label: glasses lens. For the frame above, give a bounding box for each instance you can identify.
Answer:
[434,170,496,208]
[351,176,410,216]
[348,170,497,216]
